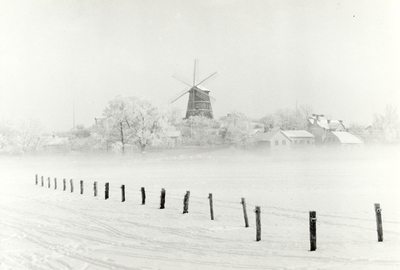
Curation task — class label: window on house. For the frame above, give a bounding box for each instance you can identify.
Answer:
[300,140,305,144]
[282,140,286,145]
[307,140,310,144]
[275,140,279,146]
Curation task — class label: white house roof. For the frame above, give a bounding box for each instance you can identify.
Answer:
[282,130,315,138]
[255,131,280,141]
[331,132,363,144]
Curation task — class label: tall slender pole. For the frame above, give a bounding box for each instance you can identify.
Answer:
[121,185,125,202]
[160,188,166,209]
[105,183,109,200]
[255,206,261,241]
[310,211,317,251]
[183,191,190,214]
[141,187,146,205]
[73,101,75,130]
[208,193,214,220]
[80,180,84,194]
[374,204,383,242]
[241,198,249,228]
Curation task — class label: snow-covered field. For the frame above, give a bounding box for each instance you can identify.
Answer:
[1,147,400,269]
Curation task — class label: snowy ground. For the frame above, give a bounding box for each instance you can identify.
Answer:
[1,147,400,269]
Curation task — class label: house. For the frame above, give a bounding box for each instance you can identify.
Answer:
[254,131,291,151]
[166,130,182,148]
[323,131,364,148]
[41,136,71,153]
[308,114,346,145]
[281,130,315,147]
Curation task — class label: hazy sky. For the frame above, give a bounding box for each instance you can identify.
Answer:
[1,0,399,132]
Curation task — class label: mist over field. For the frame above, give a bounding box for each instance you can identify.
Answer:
[1,146,399,269]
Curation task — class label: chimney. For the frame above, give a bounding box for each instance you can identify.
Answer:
[339,120,343,124]
[327,119,331,124]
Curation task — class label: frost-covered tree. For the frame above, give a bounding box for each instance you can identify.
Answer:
[124,97,166,153]
[259,105,311,130]
[181,115,221,146]
[372,104,400,143]
[101,96,132,153]
[0,118,16,150]
[220,111,254,148]
[16,119,43,151]
[99,96,167,153]
[0,118,42,154]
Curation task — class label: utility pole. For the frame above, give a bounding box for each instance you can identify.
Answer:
[73,101,76,130]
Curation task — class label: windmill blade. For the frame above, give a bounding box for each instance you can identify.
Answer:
[195,72,217,87]
[169,88,190,104]
[172,75,192,87]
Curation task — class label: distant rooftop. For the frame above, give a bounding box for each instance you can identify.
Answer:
[282,130,315,138]
[331,132,363,144]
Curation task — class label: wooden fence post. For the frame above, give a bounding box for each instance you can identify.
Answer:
[80,180,84,194]
[35,174,38,185]
[160,188,166,209]
[141,187,146,205]
[309,211,317,251]
[183,191,190,214]
[121,185,125,202]
[94,182,97,197]
[41,176,44,187]
[241,198,249,228]
[255,206,261,241]
[105,183,109,200]
[70,179,74,193]
[54,178,57,190]
[208,193,214,220]
[374,204,383,242]
[63,178,66,191]
[47,177,50,188]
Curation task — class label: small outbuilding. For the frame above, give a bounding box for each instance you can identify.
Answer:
[323,131,364,147]
[255,131,291,151]
[281,130,315,147]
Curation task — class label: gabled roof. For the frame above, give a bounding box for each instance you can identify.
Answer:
[282,130,315,138]
[309,117,344,130]
[196,85,209,91]
[331,132,363,144]
[255,131,291,142]
[255,131,279,141]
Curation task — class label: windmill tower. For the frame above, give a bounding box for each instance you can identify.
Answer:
[170,60,217,119]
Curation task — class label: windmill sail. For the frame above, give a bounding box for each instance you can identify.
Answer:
[171,60,217,119]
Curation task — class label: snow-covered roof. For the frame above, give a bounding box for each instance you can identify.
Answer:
[331,132,363,144]
[255,131,280,141]
[196,85,209,91]
[282,130,315,138]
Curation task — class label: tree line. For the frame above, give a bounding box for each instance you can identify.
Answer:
[1,96,399,155]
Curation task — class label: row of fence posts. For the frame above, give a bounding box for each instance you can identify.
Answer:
[35,174,384,250]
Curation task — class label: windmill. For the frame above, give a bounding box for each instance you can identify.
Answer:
[170,60,217,119]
